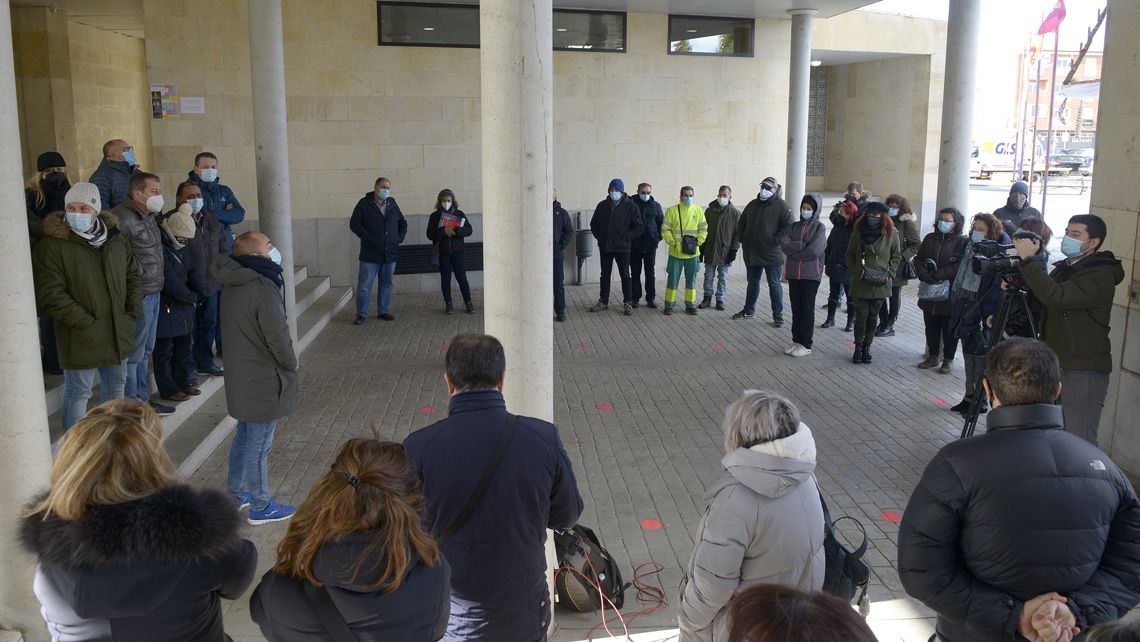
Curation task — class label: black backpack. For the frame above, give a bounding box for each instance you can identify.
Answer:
[553,525,627,612]
[819,491,871,614]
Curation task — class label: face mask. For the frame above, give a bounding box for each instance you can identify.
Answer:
[682,196,693,206]
[638,193,650,202]
[1012,194,1028,208]
[888,207,899,218]
[717,197,729,207]
[865,216,882,228]
[1061,236,1086,258]
[65,212,93,234]
[609,191,622,201]
[145,194,164,213]
[187,198,204,214]
[801,209,814,220]
[971,230,986,242]
[377,188,390,200]
[937,221,953,234]
[199,168,218,183]
[760,188,774,200]
[43,172,69,190]
[440,200,453,211]
[267,247,282,266]
[122,149,137,166]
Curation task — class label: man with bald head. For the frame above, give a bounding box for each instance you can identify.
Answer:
[212,231,299,525]
[89,139,139,209]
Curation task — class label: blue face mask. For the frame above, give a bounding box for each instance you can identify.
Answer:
[267,247,282,266]
[682,196,693,206]
[639,193,650,202]
[971,230,985,242]
[65,212,93,234]
[609,191,621,201]
[801,209,813,220]
[1060,236,1085,258]
[199,168,218,183]
[376,188,390,200]
[888,207,899,218]
[865,215,882,228]
[122,149,137,166]
[937,221,953,234]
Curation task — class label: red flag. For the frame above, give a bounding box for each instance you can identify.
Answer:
[1038,0,1067,34]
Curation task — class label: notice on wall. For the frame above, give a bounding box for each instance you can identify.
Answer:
[181,96,206,115]
[150,84,179,119]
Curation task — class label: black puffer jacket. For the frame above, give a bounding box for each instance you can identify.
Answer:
[898,404,1140,642]
[823,197,863,277]
[20,485,258,642]
[631,195,664,254]
[590,194,644,253]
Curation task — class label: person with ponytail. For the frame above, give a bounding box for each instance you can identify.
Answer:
[251,438,451,642]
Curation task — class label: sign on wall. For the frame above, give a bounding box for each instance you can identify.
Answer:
[150,84,179,119]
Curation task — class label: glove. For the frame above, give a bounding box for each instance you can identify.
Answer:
[726,250,737,264]
[843,200,859,217]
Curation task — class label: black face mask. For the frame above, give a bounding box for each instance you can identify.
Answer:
[42,172,70,191]
[865,215,882,228]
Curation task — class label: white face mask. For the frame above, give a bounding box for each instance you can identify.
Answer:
[760,188,774,200]
[441,200,453,211]
[717,197,729,207]
[199,167,218,183]
[145,194,165,213]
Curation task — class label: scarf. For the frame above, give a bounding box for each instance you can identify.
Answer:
[161,226,186,251]
[234,254,285,288]
[859,224,882,246]
[73,216,109,248]
[952,241,981,300]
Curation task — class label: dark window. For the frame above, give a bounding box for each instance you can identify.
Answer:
[554,10,626,52]
[378,2,479,48]
[668,15,754,57]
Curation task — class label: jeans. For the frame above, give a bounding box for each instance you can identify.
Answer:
[62,362,128,432]
[554,253,566,312]
[439,252,472,305]
[788,279,820,349]
[743,265,784,319]
[922,311,958,360]
[1060,370,1109,445]
[126,293,160,400]
[664,256,699,307]
[702,264,730,301]
[193,292,220,370]
[154,334,194,398]
[356,260,398,316]
[226,419,279,511]
[854,298,884,347]
[598,251,632,305]
[629,251,656,303]
[878,285,902,326]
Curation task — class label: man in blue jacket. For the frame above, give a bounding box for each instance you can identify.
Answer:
[349,176,408,324]
[405,334,584,642]
[188,152,245,252]
[88,139,138,210]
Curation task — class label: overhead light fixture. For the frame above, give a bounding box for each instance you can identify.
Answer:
[810,60,822,66]
[556,27,568,32]
[424,27,435,31]
[686,28,698,33]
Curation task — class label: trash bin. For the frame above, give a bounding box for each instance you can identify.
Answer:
[574,229,595,285]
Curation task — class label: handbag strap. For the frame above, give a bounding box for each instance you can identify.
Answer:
[436,413,518,547]
[818,489,869,560]
[303,581,360,642]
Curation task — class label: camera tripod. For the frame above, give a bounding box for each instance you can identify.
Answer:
[960,278,1039,439]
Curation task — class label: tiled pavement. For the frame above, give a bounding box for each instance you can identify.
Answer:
[193,271,973,641]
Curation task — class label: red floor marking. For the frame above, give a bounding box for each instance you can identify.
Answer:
[710,343,725,349]
[596,404,614,411]
[846,342,856,349]
[641,518,663,529]
[933,399,949,406]
[576,345,592,351]
[439,345,448,351]
[419,407,436,414]
[881,511,903,523]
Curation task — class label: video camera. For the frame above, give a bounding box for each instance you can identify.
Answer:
[971,230,1041,277]
[834,194,857,209]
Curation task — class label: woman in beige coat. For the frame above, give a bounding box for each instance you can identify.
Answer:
[678,390,826,642]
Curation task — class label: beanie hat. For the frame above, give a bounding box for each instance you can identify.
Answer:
[608,178,624,193]
[64,182,101,213]
[37,151,66,172]
[1010,181,1030,196]
[760,177,780,190]
[162,205,197,239]
[864,201,890,215]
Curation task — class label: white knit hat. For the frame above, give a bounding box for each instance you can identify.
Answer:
[162,205,197,239]
[64,182,101,213]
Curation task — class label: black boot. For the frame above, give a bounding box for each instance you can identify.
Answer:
[843,304,854,332]
[820,302,837,328]
[861,345,873,363]
[698,295,712,310]
[852,344,864,364]
[875,322,895,337]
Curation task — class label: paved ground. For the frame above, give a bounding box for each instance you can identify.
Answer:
[194,266,977,642]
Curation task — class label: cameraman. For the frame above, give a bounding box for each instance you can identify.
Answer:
[1014,214,1125,445]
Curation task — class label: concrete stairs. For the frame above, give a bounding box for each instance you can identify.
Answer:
[45,265,351,457]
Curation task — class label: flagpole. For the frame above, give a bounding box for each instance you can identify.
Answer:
[1015,46,1032,181]
[1027,53,1043,204]
[1041,30,1060,215]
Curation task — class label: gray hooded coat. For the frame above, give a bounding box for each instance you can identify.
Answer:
[678,424,826,642]
[212,254,299,422]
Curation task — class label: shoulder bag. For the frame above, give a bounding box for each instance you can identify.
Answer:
[918,280,951,302]
[679,208,699,255]
[819,490,871,614]
[861,265,890,287]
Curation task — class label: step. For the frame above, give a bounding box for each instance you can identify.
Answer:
[298,286,352,353]
[294,263,307,284]
[294,275,331,318]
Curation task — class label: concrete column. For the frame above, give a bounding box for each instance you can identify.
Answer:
[785,9,816,210]
[0,1,55,638]
[247,0,297,342]
[935,0,982,210]
[480,0,553,421]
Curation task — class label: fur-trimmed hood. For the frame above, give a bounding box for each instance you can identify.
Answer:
[899,211,917,223]
[41,210,120,242]
[20,484,242,570]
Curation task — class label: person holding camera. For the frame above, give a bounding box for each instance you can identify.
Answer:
[1014,214,1125,445]
[914,207,966,373]
[845,201,901,364]
[898,338,1140,642]
[947,213,1009,414]
[820,182,867,331]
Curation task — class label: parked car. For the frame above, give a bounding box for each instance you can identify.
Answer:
[1052,148,1095,175]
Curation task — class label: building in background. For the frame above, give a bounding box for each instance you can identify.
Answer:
[1013,48,1102,152]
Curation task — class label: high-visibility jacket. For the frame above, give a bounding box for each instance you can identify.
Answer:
[662,203,708,259]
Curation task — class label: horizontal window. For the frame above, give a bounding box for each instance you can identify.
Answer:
[554,10,626,52]
[668,15,754,57]
[378,2,479,48]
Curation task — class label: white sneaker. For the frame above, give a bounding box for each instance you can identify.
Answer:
[784,343,801,355]
[790,345,813,357]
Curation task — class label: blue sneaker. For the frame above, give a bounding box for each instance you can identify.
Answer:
[236,492,250,512]
[247,498,296,526]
